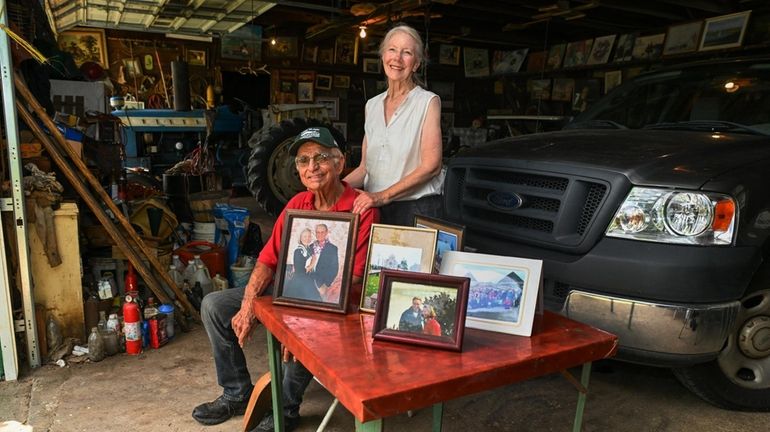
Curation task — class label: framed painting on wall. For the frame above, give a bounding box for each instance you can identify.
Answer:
[586,34,616,65]
[699,11,752,51]
[663,21,703,55]
[335,34,359,65]
[491,48,529,75]
[221,25,262,61]
[463,47,489,78]
[439,44,461,65]
[57,28,108,67]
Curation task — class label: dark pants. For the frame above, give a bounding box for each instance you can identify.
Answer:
[379,194,443,226]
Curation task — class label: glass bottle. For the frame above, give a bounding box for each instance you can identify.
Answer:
[87,327,106,362]
[46,315,63,352]
[144,297,159,320]
[97,311,107,331]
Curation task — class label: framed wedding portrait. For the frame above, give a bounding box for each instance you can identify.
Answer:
[273,210,358,314]
[439,251,543,337]
[360,224,438,313]
[414,215,465,272]
[372,270,470,352]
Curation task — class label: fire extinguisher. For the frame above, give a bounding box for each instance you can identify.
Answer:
[125,262,138,300]
[123,295,142,355]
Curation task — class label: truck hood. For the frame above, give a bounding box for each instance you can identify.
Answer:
[460,129,770,189]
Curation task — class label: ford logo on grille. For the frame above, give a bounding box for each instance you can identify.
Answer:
[487,191,523,210]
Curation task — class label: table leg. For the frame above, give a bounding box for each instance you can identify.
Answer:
[354,418,382,431]
[572,362,592,432]
[432,403,444,432]
[267,329,285,432]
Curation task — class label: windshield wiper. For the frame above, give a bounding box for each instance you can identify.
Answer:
[564,119,628,130]
[643,120,770,136]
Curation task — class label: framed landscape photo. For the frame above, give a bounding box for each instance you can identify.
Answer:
[631,33,665,60]
[315,74,332,90]
[699,11,752,51]
[273,210,358,314]
[440,251,543,337]
[360,224,438,313]
[372,270,469,352]
[663,21,703,55]
[315,96,339,120]
[414,215,465,272]
[57,28,108,67]
[439,44,461,66]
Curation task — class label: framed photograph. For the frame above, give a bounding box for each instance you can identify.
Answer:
[372,270,470,352]
[221,24,262,61]
[315,74,332,90]
[316,96,339,120]
[269,36,299,58]
[361,37,382,56]
[360,224,438,313]
[57,28,108,67]
[440,251,543,337]
[526,50,547,72]
[491,48,529,75]
[699,11,752,51]
[121,58,142,78]
[297,82,314,102]
[632,33,665,61]
[439,44,461,66]
[528,78,551,100]
[563,39,593,68]
[613,33,636,62]
[604,70,622,94]
[186,49,207,67]
[273,210,358,314]
[363,58,382,74]
[551,78,575,102]
[463,47,489,78]
[332,122,347,140]
[545,43,566,70]
[663,21,703,55]
[303,45,318,63]
[586,34,616,65]
[318,47,334,65]
[333,75,351,89]
[335,34,359,65]
[414,215,465,272]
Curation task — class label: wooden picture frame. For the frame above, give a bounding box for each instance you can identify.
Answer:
[318,47,334,65]
[440,251,543,337]
[372,270,469,352]
[333,75,351,89]
[360,224,438,313]
[613,33,636,62]
[303,45,318,63]
[463,47,489,78]
[315,96,339,120]
[699,11,752,51]
[186,49,207,67]
[315,74,332,90]
[491,48,529,75]
[363,58,382,74]
[414,215,465,273]
[221,24,262,61]
[335,34,359,65]
[439,44,461,66]
[297,82,314,102]
[57,28,108,67]
[563,39,593,68]
[273,210,358,314]
[663,21,703,55]
[526,50,547,73]
[631,33,665,61]
[586,34,616,65]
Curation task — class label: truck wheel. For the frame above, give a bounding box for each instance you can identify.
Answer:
[673,289,770,411]
[246,118,346,216]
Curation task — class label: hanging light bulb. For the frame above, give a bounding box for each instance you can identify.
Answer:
[359,26,367,39]
[270,37,276,45]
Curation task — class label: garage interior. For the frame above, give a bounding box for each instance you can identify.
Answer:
[3,0,770,431]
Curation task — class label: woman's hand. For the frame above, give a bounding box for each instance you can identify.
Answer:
[352,190,387,214]
[232,301,257,348]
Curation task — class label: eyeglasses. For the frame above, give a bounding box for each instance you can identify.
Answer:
[295,152,339,167]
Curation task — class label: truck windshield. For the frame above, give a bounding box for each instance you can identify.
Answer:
[567,62,770,135]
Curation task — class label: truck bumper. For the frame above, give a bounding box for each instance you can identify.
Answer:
[562,290,740,366]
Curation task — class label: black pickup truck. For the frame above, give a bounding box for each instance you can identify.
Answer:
[444,57,770,410]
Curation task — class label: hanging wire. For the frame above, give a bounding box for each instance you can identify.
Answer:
[0,23,47,64]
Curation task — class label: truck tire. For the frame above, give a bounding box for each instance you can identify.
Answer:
[673,289,770,411]
[246,118,347,216]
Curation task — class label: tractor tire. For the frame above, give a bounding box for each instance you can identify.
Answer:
[246,118,347,215]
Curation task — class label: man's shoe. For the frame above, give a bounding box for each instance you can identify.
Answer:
[192,395,249,425]
[250,412,301,432]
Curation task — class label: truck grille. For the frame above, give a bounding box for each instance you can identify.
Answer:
[446,165,610,249]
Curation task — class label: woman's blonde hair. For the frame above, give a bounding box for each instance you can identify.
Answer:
[379,23,426,86]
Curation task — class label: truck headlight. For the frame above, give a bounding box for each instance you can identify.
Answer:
[606,187,735,245]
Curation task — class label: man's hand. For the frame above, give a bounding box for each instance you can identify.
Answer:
[282,345,296,363]
[232,301,257,348]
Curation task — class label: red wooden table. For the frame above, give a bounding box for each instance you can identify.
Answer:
[252,297,617,432]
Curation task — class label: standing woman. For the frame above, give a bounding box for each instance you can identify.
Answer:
[344,23,444,226]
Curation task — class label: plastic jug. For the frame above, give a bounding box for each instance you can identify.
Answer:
[193,263,213,297]
[182,255,200,283]
[172,254,187,277]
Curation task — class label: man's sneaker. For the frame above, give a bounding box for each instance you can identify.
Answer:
[192,395,249,425]
[250,412,301,432]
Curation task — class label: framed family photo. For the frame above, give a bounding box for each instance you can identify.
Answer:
[414,215,465,272]
[372,270,469,352]
[57,28,108,67]
[699,11,752,51]
[439,251,543,337]
[360,224,438,313]
[273,210,358,314]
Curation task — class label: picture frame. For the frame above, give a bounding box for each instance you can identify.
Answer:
[273,210,358,314]
[280,80,295,93]
[545,43,566,70]
[186,49,207,67]
[491,48,529,75]
[463,47,489,78]
[663,21,703,55]
[269,36,299,58]
[604,70,622,94]
[528,78,551,100]
[562,39,593,68]
[57,28,108,67]
[360,224,438,313]
[297,82,314,102]
[551,78,575,102]
[613,33,636,62]
[318,47,334,65]
[631,33,665,61]
[122,58,142,78]
[439,44,461,66]
[221,24,262,61]
[361,37,382,56]
[439,251,543,337]
[303,44,318,63]
[699,11,752,52]
[414,215,465,273]
[372,270,470,352]
[315,74,332,90]
[333,75,351,89]
[315,96,339,120]
[335,34,359,65]
[332,122,347,140]
[363,57,382,74]
[586,34,616,65]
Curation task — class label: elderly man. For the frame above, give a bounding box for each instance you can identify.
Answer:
[192,127,379,431]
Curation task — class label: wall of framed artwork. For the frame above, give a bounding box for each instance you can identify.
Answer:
[57,28,108,67]
[699,11,752,51]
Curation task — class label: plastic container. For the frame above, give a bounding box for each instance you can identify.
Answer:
[230,257,255,289]
[193,222,217,243]
[174,241,226,278]
[212,274,229,291]
[158,303,175,339]
[193,263,213,297]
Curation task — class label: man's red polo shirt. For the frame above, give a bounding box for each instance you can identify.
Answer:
[257,182,379,278]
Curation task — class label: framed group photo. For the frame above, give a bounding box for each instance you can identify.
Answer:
[439,251,543,337]
[372,270,470,352]
[414,215,465,272]
[273,210,358,314]
[360,224,438,313]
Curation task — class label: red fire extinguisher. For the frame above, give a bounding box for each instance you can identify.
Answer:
[125,262,138,300]
[123,296,142,355]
